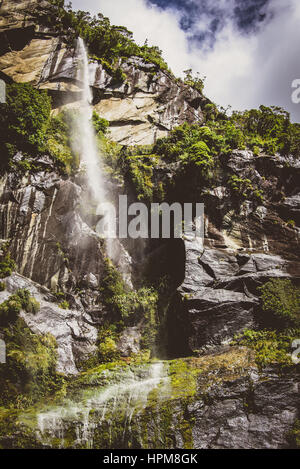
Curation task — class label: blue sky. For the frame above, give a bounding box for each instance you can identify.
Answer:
[71,0,300,121]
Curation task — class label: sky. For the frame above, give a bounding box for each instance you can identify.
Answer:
[71,0,300,122]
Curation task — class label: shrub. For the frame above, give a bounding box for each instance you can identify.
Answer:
[0,281,5,292]
[0,318,63,407]
[0,295,22,326]
[259,279,300,327]
[0,289,41,326]
[58,300,69,310]
[45,114,74,173]
[183,69,205,94]
[232,329,300,369]
[127,155,156,202]
[92,111,109,134]
[26,297,41,315]
[98,326,119,363]
[0,83,51,155]
[0,253,16,278]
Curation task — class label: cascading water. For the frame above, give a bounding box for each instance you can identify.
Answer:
[73,38,132,279]
[34,361,169,448]
[73,38,114,253]
[29,40,171,449]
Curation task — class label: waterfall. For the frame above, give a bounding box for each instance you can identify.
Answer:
[35,361,169,448]
[73,38,115,252]
[73,38,132,282]
[75,38,107,206]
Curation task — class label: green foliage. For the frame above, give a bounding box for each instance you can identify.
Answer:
[287,219,296,228]
[0,253,16,279]
[260,279,300,327]
[127,155,158,202]
[100,258,127,312]
[58,300,69,310]
[97,325,120,363]
[0,282,5,292]
[183,69,205,94]
[154,123,221,185]
[230,105,300,157]
[45,114,75,173]
[233,329,300,369]
[0,83,51,158]
[99,259,159,354]
[92,111,109,135]
[46,1,170,73]
[0,318,64,408]
[228,175,253,199]
[0,290,40,327]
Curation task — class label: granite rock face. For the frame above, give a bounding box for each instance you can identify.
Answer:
[167,150,300,355]
[0,273,98,374]
[0,4,205,145]
[190,367,300,449]
[0,164,105,293]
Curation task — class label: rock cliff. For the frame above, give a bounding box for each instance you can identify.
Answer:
[0,0,299,450]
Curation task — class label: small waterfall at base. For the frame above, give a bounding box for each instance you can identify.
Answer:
[35,362,169,448]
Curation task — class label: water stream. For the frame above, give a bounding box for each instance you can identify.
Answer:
[34,361,169,448]
[28,40,172,449]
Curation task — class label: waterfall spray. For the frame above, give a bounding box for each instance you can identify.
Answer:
[73,38,115,254]
[75,38,107,205]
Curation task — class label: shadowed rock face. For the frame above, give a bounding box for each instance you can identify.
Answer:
[166,151,300,355]
[0,0,50,32]
[0,161,105,294]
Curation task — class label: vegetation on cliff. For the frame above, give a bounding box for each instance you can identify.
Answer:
[0,317,64,408]
[43,1,170,76]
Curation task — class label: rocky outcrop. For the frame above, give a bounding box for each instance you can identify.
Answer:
[168,237,300,355]
[190,365,300,449]
[0,7,205,145]
[0,273,98,374]
[0,156,106,295]
[1,348,298,449]
[166,150,300,355]
[0,0,50,32]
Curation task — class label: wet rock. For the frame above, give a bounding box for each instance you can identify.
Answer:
[82,273,98,290]
[168,236,300,354]
[117,327,141,357]
[191,367,300,449]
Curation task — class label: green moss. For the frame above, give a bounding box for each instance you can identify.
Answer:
[0,318,64,408]
[259,279,300,327]
[0,281,5,292]
[98,325,120,363]
[232,329,300,370]
[287,219,296,228]
[0,253,16,279]
[0,289,40,326]
[58,300,69,310]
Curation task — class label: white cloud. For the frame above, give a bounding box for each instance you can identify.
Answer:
[71,0,300,121]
